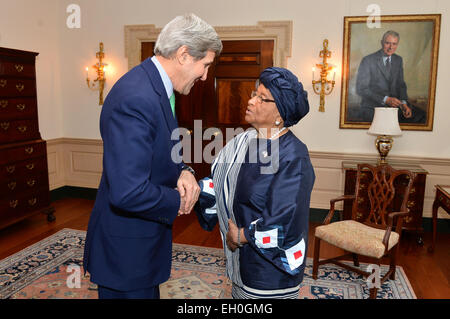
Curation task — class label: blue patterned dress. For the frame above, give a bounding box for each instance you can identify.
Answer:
[195,130,315,298]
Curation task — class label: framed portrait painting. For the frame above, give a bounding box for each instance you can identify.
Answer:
[340,14,441,131]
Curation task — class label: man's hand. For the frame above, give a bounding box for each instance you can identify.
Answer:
[385,97,403,108]
[400,104,412,118]
[177,170,200,215]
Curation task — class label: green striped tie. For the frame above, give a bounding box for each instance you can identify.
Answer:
[169,93,175,117]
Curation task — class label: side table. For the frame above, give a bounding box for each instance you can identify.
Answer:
[428,185,450,252]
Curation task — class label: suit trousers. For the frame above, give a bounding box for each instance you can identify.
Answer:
[97,285,160,299]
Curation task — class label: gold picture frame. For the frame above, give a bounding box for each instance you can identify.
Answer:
[340,14,441,131]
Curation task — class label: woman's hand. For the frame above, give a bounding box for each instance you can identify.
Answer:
[226,219,239,252]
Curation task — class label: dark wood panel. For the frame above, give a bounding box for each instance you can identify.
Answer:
[0,78,36,97]
[217,79,254,125]
[0,119,40,143]
[0,140,47,165]
[0,98,38,120]
[0,47,53,230]
[0,60,36,78]
[141,42,154,62]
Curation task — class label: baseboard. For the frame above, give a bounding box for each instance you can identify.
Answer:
[50,186,98,201]
[50,186,450,234]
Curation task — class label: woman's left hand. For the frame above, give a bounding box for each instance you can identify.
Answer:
[226,219,239,252]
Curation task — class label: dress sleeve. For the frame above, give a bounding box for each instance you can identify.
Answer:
[194,177,218,232]
[243,158,314,275]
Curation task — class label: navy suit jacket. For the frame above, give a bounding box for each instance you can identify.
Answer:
[356,49,408,109]
[83,58,183,291]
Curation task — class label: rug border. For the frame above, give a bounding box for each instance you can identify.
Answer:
[1,228,417,299]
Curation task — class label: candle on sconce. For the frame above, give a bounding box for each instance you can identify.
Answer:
[85,67,89,78]
[312,67,315,81]
[333,70,336,81]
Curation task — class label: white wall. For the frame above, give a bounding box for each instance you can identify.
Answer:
[1,0,449,158]
[0,0,63,140]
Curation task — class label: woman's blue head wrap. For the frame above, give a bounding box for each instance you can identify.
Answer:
[258,67,309,127]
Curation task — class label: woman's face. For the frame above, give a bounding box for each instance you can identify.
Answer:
[245,83,281,130]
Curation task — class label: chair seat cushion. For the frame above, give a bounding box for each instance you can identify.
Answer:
[315,220,399,259]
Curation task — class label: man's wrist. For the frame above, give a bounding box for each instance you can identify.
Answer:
[181,165,195,176]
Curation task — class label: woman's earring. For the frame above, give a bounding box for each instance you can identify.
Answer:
[275,120,281,126]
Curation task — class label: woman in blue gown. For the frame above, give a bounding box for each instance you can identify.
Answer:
[195,67,315,299]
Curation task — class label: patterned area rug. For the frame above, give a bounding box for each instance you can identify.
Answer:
[0,228,416,299]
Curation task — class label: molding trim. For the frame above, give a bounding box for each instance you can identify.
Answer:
[45,138,450,220]
[124,21,293,70]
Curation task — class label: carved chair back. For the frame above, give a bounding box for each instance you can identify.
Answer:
[352,163,414,230]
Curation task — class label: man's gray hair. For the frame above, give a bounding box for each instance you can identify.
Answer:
[154,13,222,60]
[381,30,400,44]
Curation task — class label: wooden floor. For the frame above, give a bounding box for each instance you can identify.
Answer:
[0,197,449,299]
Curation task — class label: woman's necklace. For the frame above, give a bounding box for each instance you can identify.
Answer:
[269,127,287,140]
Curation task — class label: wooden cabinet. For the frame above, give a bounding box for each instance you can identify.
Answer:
[0,47,54,230]
[342,161,427,244]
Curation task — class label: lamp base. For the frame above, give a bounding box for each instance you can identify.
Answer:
[374,135,393,164]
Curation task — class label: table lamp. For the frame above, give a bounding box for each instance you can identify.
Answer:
[367,107,402,164]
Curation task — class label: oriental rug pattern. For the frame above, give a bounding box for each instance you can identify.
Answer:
[0,229,416,299]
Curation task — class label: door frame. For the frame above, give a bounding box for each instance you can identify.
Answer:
[124,21,292,70]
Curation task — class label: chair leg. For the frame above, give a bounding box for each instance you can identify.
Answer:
[352,253,360,267]
[312,237,321,280]
[369,287,378,299]
[389,246,399,280]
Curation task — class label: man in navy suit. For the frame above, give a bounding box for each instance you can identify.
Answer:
[83,13,222,299]
[356,30,426,123]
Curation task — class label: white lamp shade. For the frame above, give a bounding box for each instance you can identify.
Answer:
[367,107,402,136]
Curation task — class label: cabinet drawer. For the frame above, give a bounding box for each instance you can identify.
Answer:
[0,156,48,180]
[0,60,35,78]
[0,140,47,165]
[0,119,40,143]
[0,78,36,97]
[0,188,50,223]
[1,172,49,199]
[0,98,37,119]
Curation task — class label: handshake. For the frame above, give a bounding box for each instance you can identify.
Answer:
[176,169,201,216]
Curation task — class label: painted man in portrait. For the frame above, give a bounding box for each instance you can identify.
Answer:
[355,30,426,123]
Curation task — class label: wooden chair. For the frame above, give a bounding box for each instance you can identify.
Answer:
[312,163,414,299]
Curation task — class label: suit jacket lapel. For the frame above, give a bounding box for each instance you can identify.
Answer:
[140,58,180,147]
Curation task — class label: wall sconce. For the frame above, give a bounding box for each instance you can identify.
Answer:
[312,39,336,112]
[86,42,107,105]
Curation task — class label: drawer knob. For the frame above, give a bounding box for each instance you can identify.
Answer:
[8,181,17,190]
[15,64,24,72]
[27,179,36,187]
[17,126,27,133]
[28,198,37,206]
[6,165,15,174]
[25,147,34,154]
[16,84,25,92]
[0,100,7,108]
[16,104,26,111]
[1,122,9,130]
[26,163,35,170]
[9,200,18,208]
[0,79,6,88]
